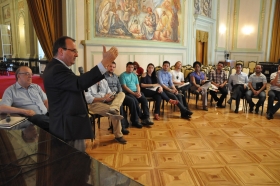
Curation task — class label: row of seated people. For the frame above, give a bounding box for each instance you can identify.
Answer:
[1,62,280,146]
[190,61,280,120]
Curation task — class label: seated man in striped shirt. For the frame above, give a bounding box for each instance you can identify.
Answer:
[209,62,228,108]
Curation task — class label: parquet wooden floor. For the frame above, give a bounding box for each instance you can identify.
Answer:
[86,94,280,186]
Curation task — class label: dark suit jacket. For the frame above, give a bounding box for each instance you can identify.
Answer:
[43,58,104,140]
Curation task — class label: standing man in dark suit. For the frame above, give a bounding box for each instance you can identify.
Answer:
[43,36,118,151]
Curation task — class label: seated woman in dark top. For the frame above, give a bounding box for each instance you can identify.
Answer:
[141,63,178,120]
[190,61,211,111]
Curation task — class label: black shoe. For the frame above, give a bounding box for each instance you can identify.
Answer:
[132,122,143,128]
[266,113,273,120]
[234,109,238,113]
[141,118,154,125]
[181,114,191,119]
[227,99,232,104]
[122,128,130,135]
[115,137,127,144]
[217,104,225,108]
[203,106,208,111]
[185,109,193,115]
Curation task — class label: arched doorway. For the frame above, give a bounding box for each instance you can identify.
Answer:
[196,30,208,65]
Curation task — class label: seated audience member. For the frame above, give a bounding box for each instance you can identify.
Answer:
[0,66,49,130]
[133,61,144,76]
[141,63,179,120]
[85,79,127,144]
[105,62,143,129]
[104,62,130,132]
[245,65,267,113]
[157,61,193,119]
[170,61,191,96]
[119,62,154,127]
[190,61,211,111]
[266,64,280,119]
[227,64,248,113]
[209,62,228,108]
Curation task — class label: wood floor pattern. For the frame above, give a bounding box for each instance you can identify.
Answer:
[86,95,280,186]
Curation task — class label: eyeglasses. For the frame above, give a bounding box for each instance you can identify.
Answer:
[18,72,33,77]
[62,48,78,54]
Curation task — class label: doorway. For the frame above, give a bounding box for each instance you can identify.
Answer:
[196,30,208,65]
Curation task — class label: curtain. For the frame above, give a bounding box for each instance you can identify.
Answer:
[196,30,208,65]
[26,0,63,61]
[269,0,280,62]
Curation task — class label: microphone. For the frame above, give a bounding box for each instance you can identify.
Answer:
[6,114,11,122]
[78,67,84,75]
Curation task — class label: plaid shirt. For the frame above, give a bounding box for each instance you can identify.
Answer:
[210,69,227,84]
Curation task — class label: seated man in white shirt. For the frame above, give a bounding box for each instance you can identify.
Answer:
[227,64,248,113]
[170,61,190,104]
[0,66,49,131]
[85,79,127,144]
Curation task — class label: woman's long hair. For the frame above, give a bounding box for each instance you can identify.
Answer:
[146,63,157,83]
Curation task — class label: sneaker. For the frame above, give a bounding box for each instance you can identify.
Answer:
[216,104,225,108]
[121,128,130,135]
[141,118,154,125]
[132,122,143,128]
[181,114,191,119]
[115,137,127,144]
[185,109,193,115]
[266,113,273,120]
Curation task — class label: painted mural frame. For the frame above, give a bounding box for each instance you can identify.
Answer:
[89,0,184,46]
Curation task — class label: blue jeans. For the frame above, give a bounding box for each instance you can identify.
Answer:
[245,90,266,107]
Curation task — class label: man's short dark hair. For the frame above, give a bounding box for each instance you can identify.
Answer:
[218,62,224,66]
[162,61,170,66]
[193,61,201,68]
[126,62,134,67]
[112,61,116,65]
[236,63,242,68]
[53,36,76,56]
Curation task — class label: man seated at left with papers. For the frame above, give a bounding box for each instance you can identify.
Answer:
[0,66,49,131]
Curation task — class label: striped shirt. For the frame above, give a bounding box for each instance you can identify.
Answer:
[210,69,227,84]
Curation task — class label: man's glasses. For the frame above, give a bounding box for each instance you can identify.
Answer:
[18,72,33,77]
[62,48,78,54]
